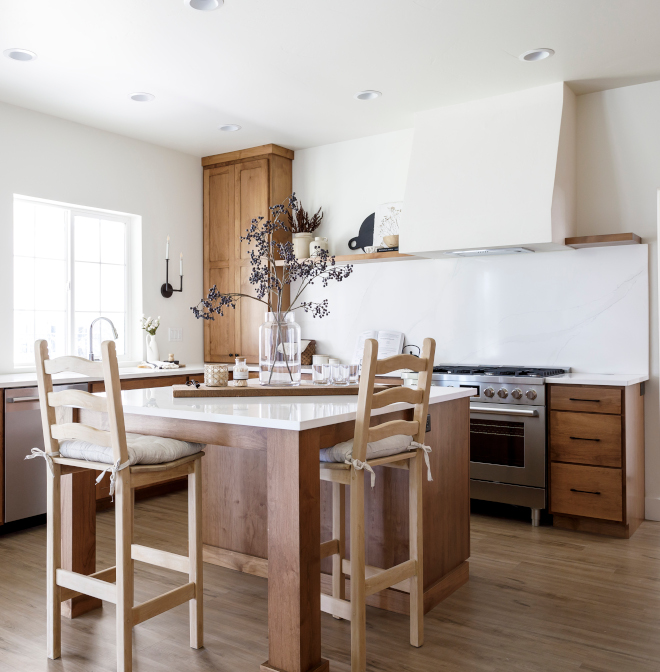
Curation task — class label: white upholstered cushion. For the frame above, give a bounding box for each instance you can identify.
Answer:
[59,433,204,467]
[319,434,413,464]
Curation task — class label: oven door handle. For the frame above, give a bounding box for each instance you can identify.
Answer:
[469,405,539,417]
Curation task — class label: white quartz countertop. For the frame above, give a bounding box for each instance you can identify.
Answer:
[547,373,648,387]
[0,364,207,389]
[118,385,476,431]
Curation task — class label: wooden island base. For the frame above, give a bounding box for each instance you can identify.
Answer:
[202,398,471,615]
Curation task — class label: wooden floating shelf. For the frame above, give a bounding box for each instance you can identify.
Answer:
[274,251,419,266]
[565,233,641,249]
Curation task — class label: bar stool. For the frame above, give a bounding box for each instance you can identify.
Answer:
[32,339,205,672]
[319,337,435,672]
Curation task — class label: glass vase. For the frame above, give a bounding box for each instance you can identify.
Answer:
[259,311,301,386]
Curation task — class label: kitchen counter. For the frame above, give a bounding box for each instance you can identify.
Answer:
[0,364,206,389]
[119,385,475,431]
[548,373,648,387]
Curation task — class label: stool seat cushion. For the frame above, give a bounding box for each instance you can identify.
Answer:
[320,434,413,464]
[59,433,204,467]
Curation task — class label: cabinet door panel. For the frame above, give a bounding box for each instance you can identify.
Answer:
[207,166,234,264]
[207,267,236,361]
[236,160,269,261]
[238,265,262,363]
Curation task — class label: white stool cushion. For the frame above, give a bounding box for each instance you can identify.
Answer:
[59,433,204,467]
[320,434,413,464]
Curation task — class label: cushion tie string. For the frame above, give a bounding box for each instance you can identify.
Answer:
[346,458,376,488]
[410,441,433,482]
[96,459,130,500]
[25,448,60,476]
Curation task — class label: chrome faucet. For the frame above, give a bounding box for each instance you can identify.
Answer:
[88,317,119,361]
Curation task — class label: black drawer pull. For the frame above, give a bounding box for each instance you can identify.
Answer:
[569,436,601,442]
[569,398,600,402]
[570,488,601,495]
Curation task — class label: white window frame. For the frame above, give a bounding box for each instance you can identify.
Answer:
[13,195,133,368]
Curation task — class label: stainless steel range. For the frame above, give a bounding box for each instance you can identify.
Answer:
[402,365,568,526]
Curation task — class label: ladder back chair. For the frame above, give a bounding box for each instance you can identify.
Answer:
[33,339,205,672]
[319,337,436,672]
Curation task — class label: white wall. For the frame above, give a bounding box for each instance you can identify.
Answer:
[577,80,660,519]
[0,100,203,371]
[293,109,657,518]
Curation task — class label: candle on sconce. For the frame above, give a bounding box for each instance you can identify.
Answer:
[180,252,183,276]
[166,235,170,260]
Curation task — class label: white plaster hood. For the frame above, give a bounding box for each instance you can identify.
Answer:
[401,82,576,257]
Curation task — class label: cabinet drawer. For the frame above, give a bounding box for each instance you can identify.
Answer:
[550,463,622,521]
[550,386,621,414]
[550,411,622,467]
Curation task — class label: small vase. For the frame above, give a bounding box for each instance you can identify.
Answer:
[259,312,301,386]
[145,333,160,362]
[292,232,313,259]
[309,236,329,257]
[383,234,399,248]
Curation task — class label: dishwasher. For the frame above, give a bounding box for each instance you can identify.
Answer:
[5,384,87,523]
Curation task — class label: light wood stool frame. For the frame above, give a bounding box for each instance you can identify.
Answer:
[320,337,436,672]
[34,339,204,672]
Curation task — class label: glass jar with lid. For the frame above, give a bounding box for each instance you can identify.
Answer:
[233,356,250,387]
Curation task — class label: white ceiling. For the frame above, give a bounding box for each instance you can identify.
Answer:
[2,0,660,157]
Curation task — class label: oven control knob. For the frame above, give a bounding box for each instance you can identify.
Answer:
[497,388,508,399]
[511,388,523,400]
[484,387,495,398]
[526,389,538,400]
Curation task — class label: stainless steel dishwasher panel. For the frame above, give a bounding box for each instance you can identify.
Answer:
[4,384,87,523]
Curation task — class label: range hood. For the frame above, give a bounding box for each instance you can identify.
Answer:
[401,82,576,258]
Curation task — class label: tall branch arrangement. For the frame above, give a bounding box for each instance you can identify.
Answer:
[192,194,353,322]
[287,202,323,234]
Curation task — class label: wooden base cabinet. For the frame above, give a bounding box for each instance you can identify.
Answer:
[203,144,294,364]
[548,384,645,538]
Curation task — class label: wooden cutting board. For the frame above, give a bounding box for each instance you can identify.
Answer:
[172,379,396,398]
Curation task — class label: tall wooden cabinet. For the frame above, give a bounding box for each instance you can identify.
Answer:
[202,144,293,363]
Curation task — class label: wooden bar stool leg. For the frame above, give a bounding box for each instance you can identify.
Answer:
[332,482,346,619]
[409,451,424,648]
[47,464,62,660]
[189,459,204,649]
[350,469,367,672]
[115,471,134,672]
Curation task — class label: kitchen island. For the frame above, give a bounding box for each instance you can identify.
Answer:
[69,385,473,672]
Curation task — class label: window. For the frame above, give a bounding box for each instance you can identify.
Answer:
[14,196,129,366]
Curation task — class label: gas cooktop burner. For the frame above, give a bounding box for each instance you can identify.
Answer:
[432,365,567,378]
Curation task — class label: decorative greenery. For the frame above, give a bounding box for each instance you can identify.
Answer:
[379,204,402,237]
[140,315,161,335]
[286,201,324,234]
[191,193,352,321]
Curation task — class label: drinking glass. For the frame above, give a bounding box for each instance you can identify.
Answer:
[312,363,330,385]
[348,364,360,385]
[334,364,350,386]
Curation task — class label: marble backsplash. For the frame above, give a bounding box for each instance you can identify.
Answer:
[295,245,649,374]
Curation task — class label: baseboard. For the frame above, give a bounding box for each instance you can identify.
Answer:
[645,497,660,521]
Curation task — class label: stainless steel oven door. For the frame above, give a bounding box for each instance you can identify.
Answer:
[469,402,546,488]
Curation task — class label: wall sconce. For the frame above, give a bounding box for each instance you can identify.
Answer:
[161,236,183,298]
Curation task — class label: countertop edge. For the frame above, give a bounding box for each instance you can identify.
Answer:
[547,374,649,387]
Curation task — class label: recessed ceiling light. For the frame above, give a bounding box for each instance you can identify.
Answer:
[519,48,555,62]
[185,0,223,10]
[129,92,155,102]
[3,48,37,62]
[354,90,382,101]
[219,124,241,132]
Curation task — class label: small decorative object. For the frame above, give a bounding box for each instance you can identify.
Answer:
[141,315,161,362]
[233,356,249,381]
[348,213,375,252]
[310,237,329,257]
[232,379,248,388]
[374,201,403,249]
[312,354,329,365]
[191,194,353,386]
[301,339,316,366]
[161,235,184,298]
[288,202,323,258]
[204,364,228,387]
[364,245,378,254]
[168,353,175,362]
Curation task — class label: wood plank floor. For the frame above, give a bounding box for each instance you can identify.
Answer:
[2,490,660,671]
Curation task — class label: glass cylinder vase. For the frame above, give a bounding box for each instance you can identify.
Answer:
[259,311,301,386]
